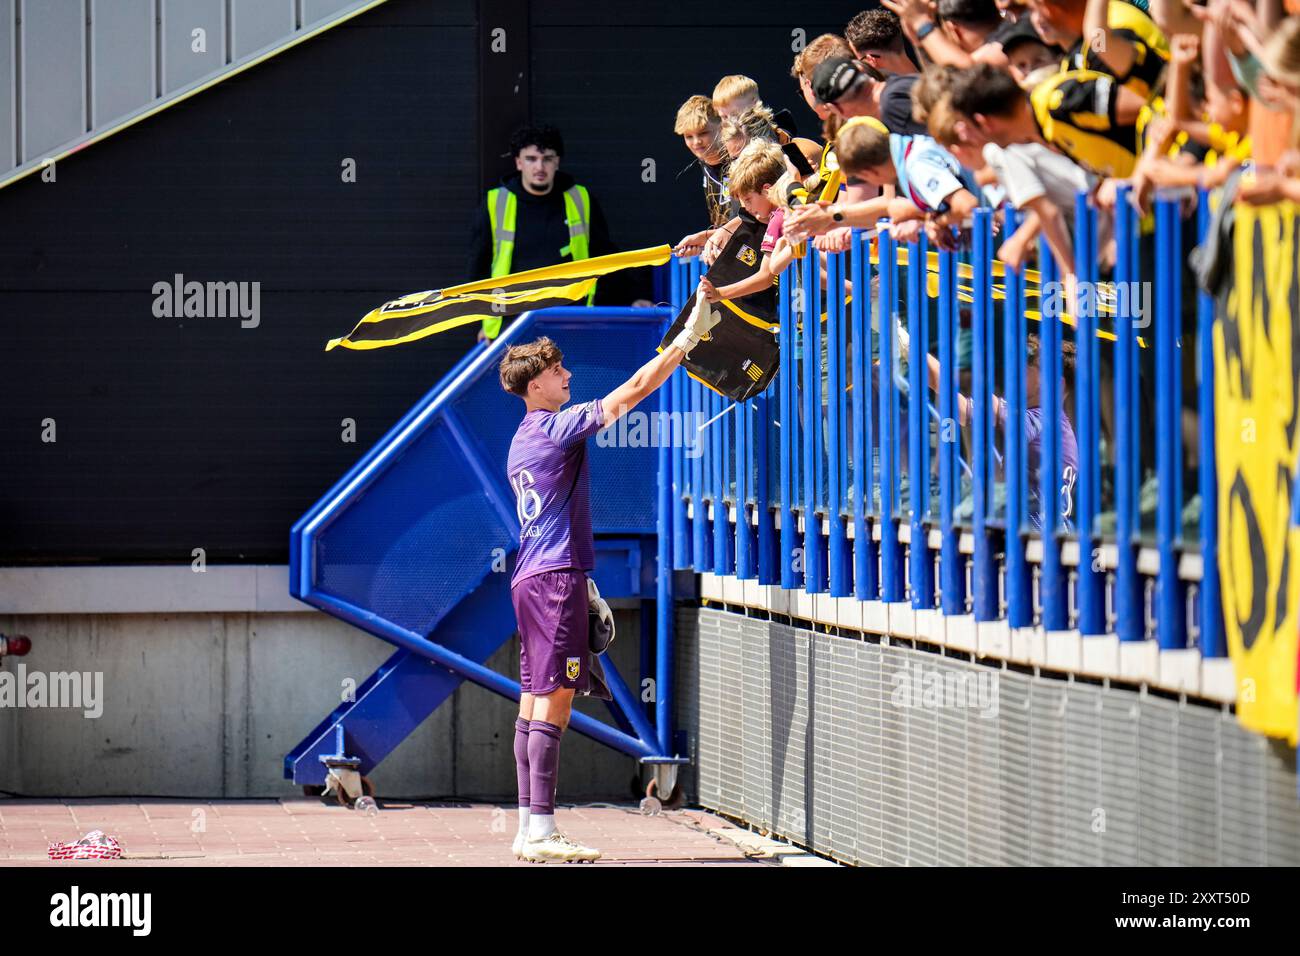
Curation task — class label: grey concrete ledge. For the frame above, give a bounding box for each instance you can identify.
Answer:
[0,566,313,614]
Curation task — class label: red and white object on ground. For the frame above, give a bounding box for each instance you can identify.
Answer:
[48,830,123,861]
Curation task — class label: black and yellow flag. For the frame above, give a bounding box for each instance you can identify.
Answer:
[326,246,673,351]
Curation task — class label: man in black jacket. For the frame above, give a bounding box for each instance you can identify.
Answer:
[467,125,620,341]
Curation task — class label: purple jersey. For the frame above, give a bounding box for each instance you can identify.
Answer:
[507,399,604,586]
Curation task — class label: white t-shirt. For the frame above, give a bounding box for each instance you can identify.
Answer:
[890,133,971,213]
[981,142,1093,213]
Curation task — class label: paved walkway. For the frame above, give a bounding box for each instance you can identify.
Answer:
[0,799,771,867]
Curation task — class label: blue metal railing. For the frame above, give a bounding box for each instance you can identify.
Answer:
[666,192,1223,660]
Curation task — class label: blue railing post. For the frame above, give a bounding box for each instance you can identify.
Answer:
[850,229,879,600]
[971,210,998,620]
[1074,194,1105,634]
[1114,187,1142,641]
[656,324,675,755]
[687,262,712,572]
[827,250,850,596]
[1155,195,1187,648]
[879,224,906,602]
[802,247,825,593]
[712,387,733,575]
[756,384,778,584]
[735,385,753,579]
[1038,236,1068,632]
[670,259,691,570]
[1195,189,1223,657]
[1004,210,1032,627]
[779,258,799,589]
[938,240,964,615]
[907,236,934,611]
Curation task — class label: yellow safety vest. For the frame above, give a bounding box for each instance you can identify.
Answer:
[483,183,594,338]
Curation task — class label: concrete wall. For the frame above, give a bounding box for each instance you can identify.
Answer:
[0,602,647,800]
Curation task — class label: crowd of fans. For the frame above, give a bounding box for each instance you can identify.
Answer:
[668,0,1300,529]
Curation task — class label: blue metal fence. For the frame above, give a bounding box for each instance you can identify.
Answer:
[666,192,1223,657]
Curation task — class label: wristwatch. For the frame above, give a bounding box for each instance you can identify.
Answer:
[915,19,936,41]
[832,209,845,222]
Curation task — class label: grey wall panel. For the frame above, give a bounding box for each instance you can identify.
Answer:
[303,0,353,28]
[90,0,154,130]
[0,0,13,168]
[693,608,721,809]
[231,0,294,59]
[20,0,85,161]
[161,0,224,94]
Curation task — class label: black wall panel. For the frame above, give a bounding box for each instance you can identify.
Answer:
[0,0,872,563]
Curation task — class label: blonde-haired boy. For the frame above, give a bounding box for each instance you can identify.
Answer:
[673,94,734,255]
[712,75,761,120]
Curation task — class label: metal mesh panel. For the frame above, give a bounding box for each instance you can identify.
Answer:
[1137,694,1181,865]
[451,324,660,532]
[966,664,1004,865]
[317,419,514,634]
[768,621,809,844]
[1218,712,1266,865]
[1061,683,1103,866]
[1029,680,1067,865]
[692,608,722,810]
[1264,731,1300,866]
[1099,692,1140,866]
[741,617,771,828]
[686,607,1300,866]
[674,606,701,806]
[1176,701,1220,865]
[714,609,745,819]
[820,634,863,863]
[878,644,911,866]
[933,656,971,866]
[997,670,1032,866]
[856,641,886,866]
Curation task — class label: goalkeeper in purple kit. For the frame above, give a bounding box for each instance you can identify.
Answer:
[497,295,718,863]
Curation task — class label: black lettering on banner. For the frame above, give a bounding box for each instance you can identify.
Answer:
[1227,470,1267,652]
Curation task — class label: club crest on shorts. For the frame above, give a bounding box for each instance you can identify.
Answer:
[566,657,581,680]
[735,244,757,267]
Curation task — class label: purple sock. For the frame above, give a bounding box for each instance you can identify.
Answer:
[527,720,564,816]
[513,717,531,809]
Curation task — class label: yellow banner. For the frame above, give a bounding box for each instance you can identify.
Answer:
[1215,200,1300,744]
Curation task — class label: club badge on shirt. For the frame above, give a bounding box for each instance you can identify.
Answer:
[566,657,581,680]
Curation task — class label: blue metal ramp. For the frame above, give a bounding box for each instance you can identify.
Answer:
[285,308,679,787]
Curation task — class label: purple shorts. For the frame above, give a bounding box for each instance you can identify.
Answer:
[511,569,589,695]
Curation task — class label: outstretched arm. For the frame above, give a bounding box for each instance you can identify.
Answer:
[599,293,720,427]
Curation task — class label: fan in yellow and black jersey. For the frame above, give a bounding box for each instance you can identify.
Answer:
[948,62,1147,179]
[1025,0,1169,100]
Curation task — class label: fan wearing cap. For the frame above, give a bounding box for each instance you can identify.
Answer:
[814,55,928,137]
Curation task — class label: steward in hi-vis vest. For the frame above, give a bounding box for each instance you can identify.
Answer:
[466,125,617,340]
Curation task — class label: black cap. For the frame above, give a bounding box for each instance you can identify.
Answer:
[992,16,1048,56]
[812,57,866,105]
